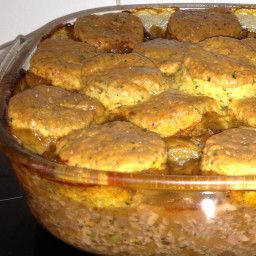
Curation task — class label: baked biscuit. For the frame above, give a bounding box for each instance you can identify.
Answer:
[201,127,256,176]
[167,8,246,43]
[37,174,142,209]
[230,191,256,206]
[81,53,170,111]
[199,37,256,65]
[241,37,256,49]
[56,121,167,172]
[133,38,190,76]
[123,91,221,137]
[49,24,74,40]
[30,38,101,91]
[58,184,140,208]
[74,12,144,53]
[231,97,256,127]
[179,46,256,107]
[8,85,106,154]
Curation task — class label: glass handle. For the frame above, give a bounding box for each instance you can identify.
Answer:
[0,35,26,81]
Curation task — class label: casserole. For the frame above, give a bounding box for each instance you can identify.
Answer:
[2,3,256,256]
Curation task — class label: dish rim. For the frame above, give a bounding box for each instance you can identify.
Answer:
[1,3,256,191]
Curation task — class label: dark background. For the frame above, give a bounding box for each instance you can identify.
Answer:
[0,151,93,256]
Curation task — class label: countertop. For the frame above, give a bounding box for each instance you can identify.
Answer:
[0,151,93,256]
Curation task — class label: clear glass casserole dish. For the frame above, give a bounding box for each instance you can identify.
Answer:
[2,3,256,256]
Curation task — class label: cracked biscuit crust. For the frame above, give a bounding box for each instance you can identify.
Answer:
[56,121,167,173]
[201,127,256,175]
[74,12,144,53]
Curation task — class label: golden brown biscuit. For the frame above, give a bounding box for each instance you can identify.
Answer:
[230,191,256,206]
[49,24,74,40]
[201,127,256,176]
[199,37,256,65]
[30,38,101,91]
[8,85,107,154]
[241,37,256,49]
[56,121,167,172]
[81,53,170,111]
[167,8,246,43]
[36,175,141,209]
[179,45,256,107]
[74,12,144,53]
[133,38,190,76]
[123,91,221,137]
[231,97,256,127]
[58,184,140,208]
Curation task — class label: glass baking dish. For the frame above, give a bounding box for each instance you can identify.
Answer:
[1,3,256,256]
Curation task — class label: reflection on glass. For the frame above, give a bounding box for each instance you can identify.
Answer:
[201,198,216,219]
